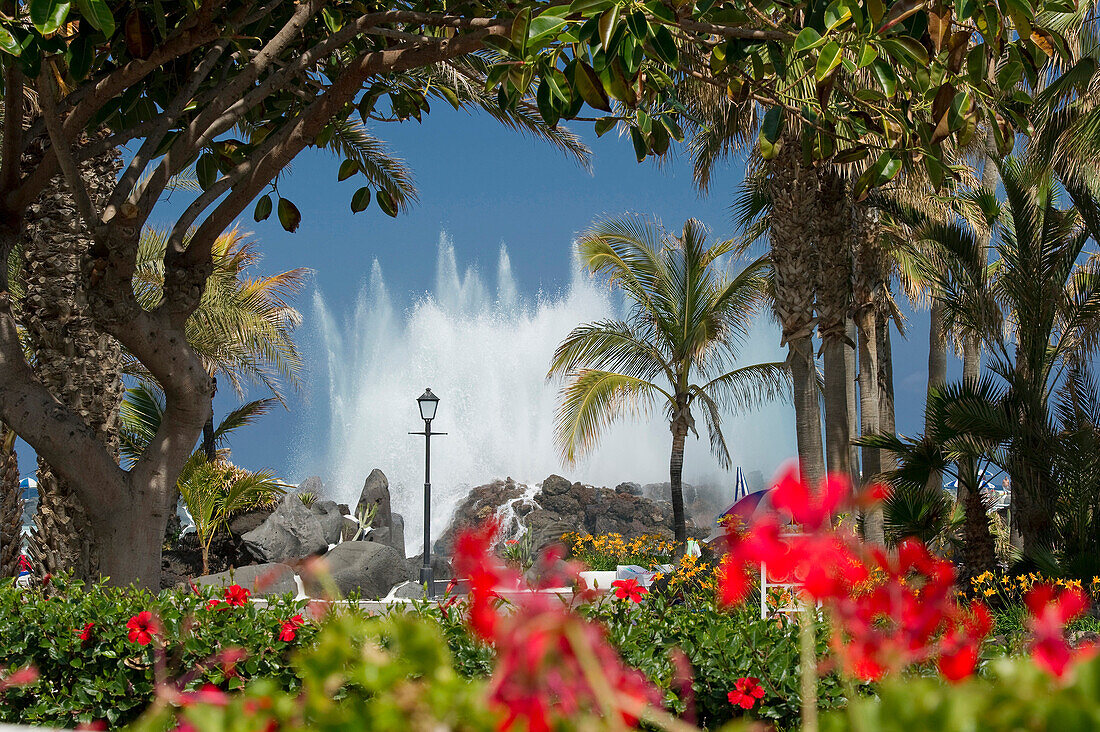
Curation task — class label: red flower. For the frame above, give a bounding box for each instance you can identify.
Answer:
[206,599,227,611]
[728,677,765,709]
[74,622,94,643]
[611,578,648,603]
[1026,584,1090,677]
[223,584,251,607]
[180,684,229,708]
[277,614,304,642]
[0,666,38,691]
[126,611,159,646]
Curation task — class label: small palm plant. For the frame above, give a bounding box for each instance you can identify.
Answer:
[177,458,286,574]
[548,216,790,545]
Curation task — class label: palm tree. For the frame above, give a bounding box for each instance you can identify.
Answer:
[861,377,1009,576]
[933,159,1100,554]
[548,216,790,544]
[131,228,307,461]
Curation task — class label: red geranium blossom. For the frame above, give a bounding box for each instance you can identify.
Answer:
[206,599,228,611]
[728,677,765,709]
[126,611,159,646]
[1026,584,1090,677]
[452,521,662,731]
[75,622,94,643]
[611,578,648,603]
[277,614,304,642]
[223,584,250,607]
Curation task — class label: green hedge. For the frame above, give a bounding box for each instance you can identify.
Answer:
[0,577,314,729]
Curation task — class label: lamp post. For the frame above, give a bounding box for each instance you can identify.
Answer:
[410,388,445,597]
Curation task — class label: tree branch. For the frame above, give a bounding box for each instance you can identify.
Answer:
[0,65,23,197]
[37,66,100,232]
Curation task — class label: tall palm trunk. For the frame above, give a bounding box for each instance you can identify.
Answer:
[1,426,21,577]
[926,300,948,494]
[670,424,688,547]
[768,143,825,485]
[846,318,860,485]
[877,310,896,474]
[853,206,884,543]
[22,144,126,580]
[816,169,853,479]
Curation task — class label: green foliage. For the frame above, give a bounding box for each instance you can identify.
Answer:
[130,612,496,732]
[178,458,285,574]
[0,578,312,729]
[822,653,1100,732]
[582,594,848,729]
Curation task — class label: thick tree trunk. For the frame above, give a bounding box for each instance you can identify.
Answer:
[856,308,884,543]
[670,426,688,547]
[0,426,21,577]
[22,149,126,580]
[767,144,824,485]
[822,342,851,477]
[846,318,860,485]
[877,310,896,473]
[202,410,216,462]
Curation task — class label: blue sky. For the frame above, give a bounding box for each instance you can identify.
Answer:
[19,105,963,487]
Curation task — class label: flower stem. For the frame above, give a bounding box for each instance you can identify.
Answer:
[800,601,818,732]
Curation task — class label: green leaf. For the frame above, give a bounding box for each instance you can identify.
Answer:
[645,1,676,22]
[338,159,359,182]
[857,41,878,67]
[253,194,272,222]
[569,0,615,13]
[277,197,301,232]
[650,24,678,64]
[196,153,218,190]
[511,7,531,53]
[594,117,616,136]
[572,60,612,112]
[74,0,115,36]
[627,10,649,39]
[376,189,399,217]
[871,59,898,96]
[649,120,670,155]
[853,151,900,199]
[824,0,852,30]
[528,15,567,46]
[0,25,21,55]
[30,0,71,34]
[321,7,343,33]
[350,187,371,213]
[815,41,842,81]
[630,125,648,161]
[536,78,561,126]
[598,6,619,48]
[794,27,824,52]
[66,33,93,80]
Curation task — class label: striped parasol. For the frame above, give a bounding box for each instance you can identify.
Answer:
[732,467,749,503]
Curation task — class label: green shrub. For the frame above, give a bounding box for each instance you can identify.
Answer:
[0,577,313,729]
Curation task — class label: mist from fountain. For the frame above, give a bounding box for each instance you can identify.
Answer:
[302,232,795,554]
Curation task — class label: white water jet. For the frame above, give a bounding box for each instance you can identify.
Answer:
[302,232,795,554]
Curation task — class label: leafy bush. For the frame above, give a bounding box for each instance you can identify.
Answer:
[0,577,313,728]
[129,612,496,732]
[583,593,847,729]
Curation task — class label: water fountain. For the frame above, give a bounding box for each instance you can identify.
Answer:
[303,232,795,554]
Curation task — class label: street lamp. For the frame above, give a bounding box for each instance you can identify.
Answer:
[410,388,445,597]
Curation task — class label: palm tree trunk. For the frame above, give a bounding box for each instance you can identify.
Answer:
[23,145,126,581]
[853,205,884,543]
[202,412,216,462]
[816,168,852,480]
[790,336,826,487]
[926,300,948,494]
[670,425,688,547]
[856,308,884,543]
[1,426,22,577]
[959,460,996,579]
[768,143,824,485]
[846,318,860,486]
[877,310,896,473]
